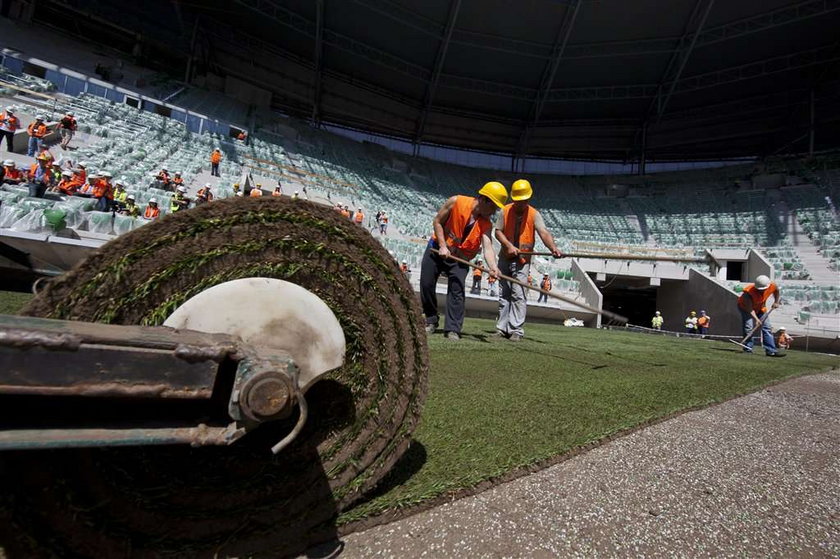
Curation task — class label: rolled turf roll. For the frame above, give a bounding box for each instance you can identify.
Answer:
[4,197,429,557]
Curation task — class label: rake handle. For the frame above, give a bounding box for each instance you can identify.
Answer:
[520,251,708,263]
[430,248,628,324]
[739,306,777,345]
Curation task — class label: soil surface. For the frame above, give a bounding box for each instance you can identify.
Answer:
[333,370,840,558]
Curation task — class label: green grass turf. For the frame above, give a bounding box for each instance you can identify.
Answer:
[0,291,31,315]
[1,293,835,524]
[339,317,838,523]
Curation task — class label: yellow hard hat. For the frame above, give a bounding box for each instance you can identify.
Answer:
[510,179,533,201]
[478,181,508,209]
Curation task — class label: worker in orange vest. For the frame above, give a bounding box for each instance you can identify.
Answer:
[420,181,507,340]
[272,185,282,197]
[737,274,784,356]
[93,171,114,211]
[196,183,214,204]
[55,170,78,195]
[250,183,263,197]
[1,160,23,184]
[171,172,184,189]
[487,274,498,297]
[210,148,222,177]
[0,106,21,152]
[340,205,351,218]
[697,310,711,336]
[400,260,409,274]
[27,115,48,157]
[775,327,793,349]
[28,153,54,197]
[494,179,562,341]
[143,198,160,220]
[470,261,483,294]
[378,211,389,235]
[73,162,88,184]
[538,273,552,303]
[354,208,365,225]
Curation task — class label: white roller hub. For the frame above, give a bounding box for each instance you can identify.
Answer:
[163,278,345,390]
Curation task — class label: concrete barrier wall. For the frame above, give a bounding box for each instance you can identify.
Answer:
[686,269,741,336]
[571,258,603,328]
[747,248,772,281]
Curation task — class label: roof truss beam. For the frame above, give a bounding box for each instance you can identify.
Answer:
[516,0,581,159]
[414,0,462,144]
[648,0,716,123]
[311,0,325,124]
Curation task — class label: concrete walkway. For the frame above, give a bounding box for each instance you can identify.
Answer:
[333,370,840,558]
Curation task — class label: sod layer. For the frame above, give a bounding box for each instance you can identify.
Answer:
[3,197,428,557]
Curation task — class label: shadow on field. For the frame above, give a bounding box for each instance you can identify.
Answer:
[363,440,428,500]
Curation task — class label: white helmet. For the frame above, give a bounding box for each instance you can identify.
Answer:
[149,198,158,204]
[5,106,13,113]
[35,114,45,121]
[755,275,771,290]
[2,160,13,166]
[77,161,87,168]
[778,326,786,331]
[66,111,74,117]
[204,183,211,188]
[127,194,136,201]
[655,311,661,315]
[101,171,113,178]
[61,170,73,177]
[175,171,181,176]
[115,180,125,187]
[177,185,187,193]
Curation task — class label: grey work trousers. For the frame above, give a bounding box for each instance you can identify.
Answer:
[496,257,530,337]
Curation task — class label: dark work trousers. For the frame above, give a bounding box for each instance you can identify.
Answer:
[0,130,13,151]
[211,162,220,176]
[420,247,469,334]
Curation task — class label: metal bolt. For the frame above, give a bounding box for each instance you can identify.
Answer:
[242,375,291,421]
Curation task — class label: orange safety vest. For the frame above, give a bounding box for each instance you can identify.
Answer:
[488,275,497,284]
[738,283,779,314]
[92,178,110,198]
[502,204,537,263]
[144,206,160,219]
[57,178,78,195]
[697,316,710,327]
[473,268,482,278]
[540,277,551,291]
[0,112,20,131]
[250,188,262,197]
[433,195,490,261]
[27,122,47,138]
[272,190,282,197]
[210,151,222,164]
[354,212,364,224]
[340,209,350,218]
[3,167,22,181]
[197,188,214,201]
[74,169,87,183]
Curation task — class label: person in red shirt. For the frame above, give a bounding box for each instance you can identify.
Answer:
[737,274,784,357]
[59,111,77,150]
[1,160,23,184]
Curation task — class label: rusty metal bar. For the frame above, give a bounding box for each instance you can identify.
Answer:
[0,423,246,450]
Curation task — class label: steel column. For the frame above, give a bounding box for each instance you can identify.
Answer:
[311,0,325,125]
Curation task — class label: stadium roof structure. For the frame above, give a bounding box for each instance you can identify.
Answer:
[36,0,840,165]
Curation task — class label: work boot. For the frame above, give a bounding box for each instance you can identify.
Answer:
[425,323,437,334]
[766,352,786,358]
[444,331,461,341]
[492,331,509,339]
[509,333,523,342]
